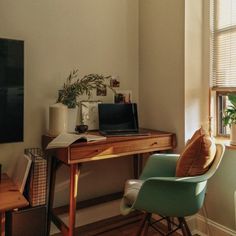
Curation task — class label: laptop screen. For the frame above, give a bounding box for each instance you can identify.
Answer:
[98,103,139,132]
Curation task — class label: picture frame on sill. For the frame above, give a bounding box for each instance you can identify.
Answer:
[80,101,102,130]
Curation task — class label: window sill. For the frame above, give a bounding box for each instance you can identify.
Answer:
[215,137,236,150]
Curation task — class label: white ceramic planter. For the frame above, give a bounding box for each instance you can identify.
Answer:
[48,103,68,136]
[230,123,236,145]
[67,107,80,133]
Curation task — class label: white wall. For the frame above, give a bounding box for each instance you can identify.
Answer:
[139,0,185,151]
[0,0,139,204]
[185,0,208,140]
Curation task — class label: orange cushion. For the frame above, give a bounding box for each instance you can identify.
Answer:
[176,130,216,177]
[185,127,205,146]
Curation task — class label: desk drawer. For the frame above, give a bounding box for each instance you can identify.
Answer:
[70,136,173,161]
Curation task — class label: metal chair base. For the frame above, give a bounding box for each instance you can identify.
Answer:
[136,214,192,236]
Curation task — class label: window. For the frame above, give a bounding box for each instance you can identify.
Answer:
[216,92,231,135]
[211,0,236,136]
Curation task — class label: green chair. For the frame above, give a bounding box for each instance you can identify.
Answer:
[120,143,225,236]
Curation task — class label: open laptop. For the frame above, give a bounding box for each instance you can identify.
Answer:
[98,103,150,136]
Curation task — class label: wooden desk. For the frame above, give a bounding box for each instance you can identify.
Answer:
[43,129,176,236]
[0,174,28,236]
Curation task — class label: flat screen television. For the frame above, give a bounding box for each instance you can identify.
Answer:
[0,38,24,143]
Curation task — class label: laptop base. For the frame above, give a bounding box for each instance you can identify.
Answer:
[99,130,150,137]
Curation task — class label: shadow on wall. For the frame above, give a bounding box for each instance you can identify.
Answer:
[53,158,133,208]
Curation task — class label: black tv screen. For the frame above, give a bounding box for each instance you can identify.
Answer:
[0,38,24,143]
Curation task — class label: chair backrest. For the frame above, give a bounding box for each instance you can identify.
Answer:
[203,143,225,180]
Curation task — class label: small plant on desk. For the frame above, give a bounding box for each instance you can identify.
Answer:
[57,69,114,108]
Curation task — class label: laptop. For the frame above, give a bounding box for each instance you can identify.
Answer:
[98,103,150,136]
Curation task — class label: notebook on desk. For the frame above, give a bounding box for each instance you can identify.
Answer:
[98,103,150,136]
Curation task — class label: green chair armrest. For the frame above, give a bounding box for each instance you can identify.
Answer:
[140,154,179,180]
[146,175,209,183]
[133,177,207,217]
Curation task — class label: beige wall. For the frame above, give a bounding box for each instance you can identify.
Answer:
[139,0,185,151]
[0,0,138,204]
[185,0,207,140]
[204,149,236,230]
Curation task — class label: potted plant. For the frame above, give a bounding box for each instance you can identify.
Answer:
[222,94,236,145]
[57,69,114,132]
[57,69,112,108]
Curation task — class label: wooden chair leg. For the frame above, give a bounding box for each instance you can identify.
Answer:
[136,213,151,236]
[0,212,5,236]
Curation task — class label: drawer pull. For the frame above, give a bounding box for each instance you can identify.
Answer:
[151,142,158,146]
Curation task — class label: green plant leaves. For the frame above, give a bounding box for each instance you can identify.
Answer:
[57,69,112,108]
[222,94,236,126]
[228,94,236,108]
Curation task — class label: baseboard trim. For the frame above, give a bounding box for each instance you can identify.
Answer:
[187,214,236,236]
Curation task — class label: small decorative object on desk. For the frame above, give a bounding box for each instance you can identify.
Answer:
[25,148,47,207]
[75,124,88,133]
[81,101,101,130]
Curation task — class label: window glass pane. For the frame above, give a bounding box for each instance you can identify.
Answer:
[218,94,231,135]
[216,0,236,29]
[214,30,236,86]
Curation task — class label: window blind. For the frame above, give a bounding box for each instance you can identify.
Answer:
[212,0,236,88]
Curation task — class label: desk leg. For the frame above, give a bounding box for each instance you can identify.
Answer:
[47,157,60,236]
[133,154,143,179]
[0,212,5,236]
[68,164,81,236]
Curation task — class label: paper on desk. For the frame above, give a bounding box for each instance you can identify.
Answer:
[46,133,106,149]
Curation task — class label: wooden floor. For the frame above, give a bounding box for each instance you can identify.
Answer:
[53,213,182,236]
[77,221,181,236]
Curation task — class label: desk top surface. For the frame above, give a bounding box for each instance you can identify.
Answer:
[43,129,175,147]
[0,174,28,212]
[42,129,176,164]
